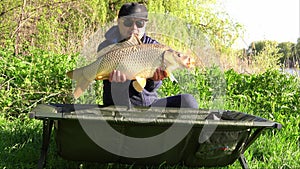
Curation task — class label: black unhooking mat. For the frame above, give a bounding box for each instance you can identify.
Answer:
[29,104,282,169]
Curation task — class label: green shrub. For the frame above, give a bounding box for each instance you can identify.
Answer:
[158,66,227,109]
[225,69,300,117]
[1,47,299,168]
[0,47,76,116]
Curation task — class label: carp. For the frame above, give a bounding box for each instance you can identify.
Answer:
[66,35,194,99]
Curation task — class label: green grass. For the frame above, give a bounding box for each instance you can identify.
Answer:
[0,47,299,168]
[0,114,42,169]
[0,109,299,169]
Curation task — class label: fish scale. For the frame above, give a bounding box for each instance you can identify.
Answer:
[67,35,193,99]
[86,44,168,79]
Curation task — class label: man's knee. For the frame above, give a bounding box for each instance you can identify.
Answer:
[181,94,198,109]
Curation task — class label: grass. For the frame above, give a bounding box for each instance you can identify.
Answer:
[0,114,42,169]
[0,47,299,168]
[0,113,236,169]
[0,99,299,169]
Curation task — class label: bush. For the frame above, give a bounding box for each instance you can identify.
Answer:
[225,69,300,117]
[0,47,299,168]
[0,47,76,116]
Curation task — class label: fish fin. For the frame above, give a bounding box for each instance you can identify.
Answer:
[96,44,117,58]
[94,35,142,60]
[66,70,73,79]
[95,75,109,80]
[133,76,146,92]
[120,35,142,46]
[133,34,143,45]
[73,79,91,99]
[95,75,103,80]
[105,35,142,51]
[169,72,178,83]
[66,68,92,99]
[163,70,178,83]
[94,35,139,59]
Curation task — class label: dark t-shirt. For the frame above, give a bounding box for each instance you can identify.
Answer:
[97,26,161,106]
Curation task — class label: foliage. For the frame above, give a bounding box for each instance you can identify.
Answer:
[225,69,300,116]
[277,42,295,63]
[0,46,75,116]
[246,40,300,68]
[0,114,43,169]
[251,41,283,72]
[225,69,300,168]
[0,0,114,54]
[148,0,243,53]
[0,49,299,168]
[296,37,300,57]
[0,0,299,168]
[158,66,227,109]
[0,0,242,55]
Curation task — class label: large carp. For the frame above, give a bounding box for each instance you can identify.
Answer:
[67,35,194,99]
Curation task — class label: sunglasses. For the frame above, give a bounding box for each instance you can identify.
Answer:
[122,19,145,28]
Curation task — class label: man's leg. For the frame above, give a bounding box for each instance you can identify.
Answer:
[151,94,198,108]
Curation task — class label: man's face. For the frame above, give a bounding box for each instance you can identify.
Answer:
[118,17,147,40]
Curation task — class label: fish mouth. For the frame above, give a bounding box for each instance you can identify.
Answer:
[187,57,195,68]
[180,54,195,68]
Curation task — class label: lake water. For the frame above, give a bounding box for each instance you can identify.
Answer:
[281,68,300,77]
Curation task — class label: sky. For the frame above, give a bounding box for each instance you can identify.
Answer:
[219,0,300,49]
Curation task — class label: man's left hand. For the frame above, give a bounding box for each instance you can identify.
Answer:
[151,68,168,81]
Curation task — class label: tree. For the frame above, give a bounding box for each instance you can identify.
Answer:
[295,37,300,66]
[247,40,278,55]
[251,41,283,72]
[277,42,295,67]
[0,0,242,55]
[246,40,300,68]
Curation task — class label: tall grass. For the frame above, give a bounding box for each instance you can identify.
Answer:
[0,47,299,168]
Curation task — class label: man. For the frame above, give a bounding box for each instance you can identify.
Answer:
[98,2,198,109]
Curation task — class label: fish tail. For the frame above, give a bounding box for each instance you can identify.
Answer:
[73,79,90,99]
[66,68,92,99]
[66,70,74,79]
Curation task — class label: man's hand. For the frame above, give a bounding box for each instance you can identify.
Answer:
[151,68,168,81]
[109,68,167,83]
[109,70,127,82]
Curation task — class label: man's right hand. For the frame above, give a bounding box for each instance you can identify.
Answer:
[109,70,127,82]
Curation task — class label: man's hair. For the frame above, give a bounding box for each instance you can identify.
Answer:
[118,2,148,20]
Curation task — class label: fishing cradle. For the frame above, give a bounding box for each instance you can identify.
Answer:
[29,104,282,169]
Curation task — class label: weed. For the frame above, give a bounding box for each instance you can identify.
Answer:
[0,47,299,168]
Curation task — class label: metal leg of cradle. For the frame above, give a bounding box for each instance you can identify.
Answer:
[238,153,249,169]
[238,127,265,169]
[37,119,53,169]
